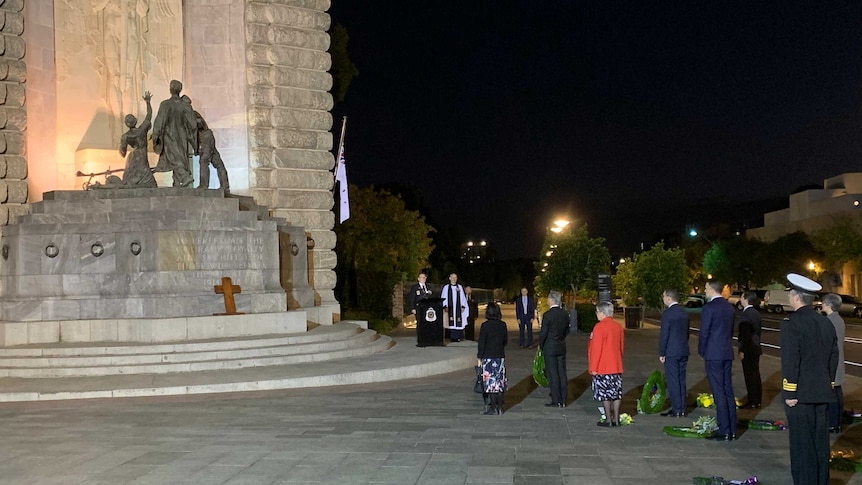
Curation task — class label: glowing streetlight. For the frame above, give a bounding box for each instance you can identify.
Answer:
[550,219,570,233]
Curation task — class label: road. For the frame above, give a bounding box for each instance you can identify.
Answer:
[647,308,862,378]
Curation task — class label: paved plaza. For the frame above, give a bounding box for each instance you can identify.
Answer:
[0,307,861,484]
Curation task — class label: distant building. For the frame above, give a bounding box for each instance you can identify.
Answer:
[461,240,496,264]
[747,172,862,296]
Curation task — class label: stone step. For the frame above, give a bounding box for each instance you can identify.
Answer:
[0,328,379,368]
[0,321,362,357]
[0,338,477,402]
[0,334,394,378]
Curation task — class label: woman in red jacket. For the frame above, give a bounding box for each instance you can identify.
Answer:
[589,301,625,427]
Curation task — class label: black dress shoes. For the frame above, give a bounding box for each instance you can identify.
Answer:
[739,403,761,409]
[596,421,611,427]
[706,433,736,441]
[544,402,558,407]
[660,410,686,417]
[830,426,842,434]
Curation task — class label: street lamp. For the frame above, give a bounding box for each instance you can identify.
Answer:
[688,226,714,245]
[550,219,570,234]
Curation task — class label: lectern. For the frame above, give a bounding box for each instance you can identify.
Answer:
[416,297,445,347]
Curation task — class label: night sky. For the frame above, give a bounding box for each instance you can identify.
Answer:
[328,2,862,259]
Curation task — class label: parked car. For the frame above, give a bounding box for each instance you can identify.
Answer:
[727,291,744,310]
[685,294,706,308]
[836,294,862,318]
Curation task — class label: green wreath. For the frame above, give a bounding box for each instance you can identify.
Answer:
[663,426,709,439]
[746,419,786,431]
[532,348,548,387]
[637,369,667,414]
[831,457,862,472]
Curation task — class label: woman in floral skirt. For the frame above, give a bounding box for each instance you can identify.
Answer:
[477,302,508,415]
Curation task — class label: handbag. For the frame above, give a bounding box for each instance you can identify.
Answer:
[533,348,548,387]
[473,365,484,393]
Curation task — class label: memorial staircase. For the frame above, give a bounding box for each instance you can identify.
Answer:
[0,322,476,402]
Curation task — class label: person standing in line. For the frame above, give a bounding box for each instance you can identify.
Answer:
[408,271,433,316]
[781,274,838,485]
[477,302,508,415]
[699,280,737,441]
[589,301,625,427]
[539,291,569,408]
[658,289,689,417]
[737,290,763,409]
[515,287,536,348]
[441,273,469,342]
[821,293,846,433]
[464,286,479,341]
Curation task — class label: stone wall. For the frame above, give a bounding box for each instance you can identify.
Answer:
[0,0,27,225]
[244,0,338,308]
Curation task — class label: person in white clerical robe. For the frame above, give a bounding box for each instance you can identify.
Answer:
[441,273,470,342]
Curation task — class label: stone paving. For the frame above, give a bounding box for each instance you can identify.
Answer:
[1,308,861,484]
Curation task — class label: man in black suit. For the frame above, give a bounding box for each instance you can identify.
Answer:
[539,290,569,407]
[464,285,479,341]
[408,271,433,315]
[781,273,838,485]
[737,290,762,409]
[659,288,689,417]
[515,287,536,348]
[698,280,737,441]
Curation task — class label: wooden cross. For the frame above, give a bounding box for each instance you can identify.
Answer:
[214,276,245,315]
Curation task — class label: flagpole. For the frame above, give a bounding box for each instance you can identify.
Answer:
[333,116,347,186]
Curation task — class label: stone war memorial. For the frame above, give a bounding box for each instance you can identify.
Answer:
[0,0,459,401]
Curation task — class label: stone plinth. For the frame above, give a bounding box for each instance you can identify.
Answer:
[0,188,288,321]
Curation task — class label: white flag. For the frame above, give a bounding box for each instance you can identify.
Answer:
[334,142,350,223]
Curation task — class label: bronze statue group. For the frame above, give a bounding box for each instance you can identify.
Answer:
[115,80,229,191]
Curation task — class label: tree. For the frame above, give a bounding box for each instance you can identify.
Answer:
[335,185,434,318]
[758,232,822,284]
[329,24,359,103]
[702,238,768,288]
[628,242,688,310]
[811,216,862,267]
[534,225,611,301]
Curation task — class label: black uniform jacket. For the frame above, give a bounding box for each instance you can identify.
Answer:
[780,306,839,403]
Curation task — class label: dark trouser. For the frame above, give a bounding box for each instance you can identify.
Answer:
[544,350,567,405]
[448,328,464,341]
[664,355,688,414]
[465,318,476,341]
[786,402,830,485]
[828,386,844,429]
[741,352,762,405]
[518,317,533,346]
[705,359,737,436]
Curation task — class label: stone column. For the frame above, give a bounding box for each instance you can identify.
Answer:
[0,0,27,226]
[245,0,339,315]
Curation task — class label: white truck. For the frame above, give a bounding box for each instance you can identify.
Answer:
[763,288,792,313]
[764,287,822,313]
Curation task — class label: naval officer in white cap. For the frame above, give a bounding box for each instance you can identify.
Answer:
[780,272,838,485]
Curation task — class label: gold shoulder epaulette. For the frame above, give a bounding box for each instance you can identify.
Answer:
[783,378,797,391]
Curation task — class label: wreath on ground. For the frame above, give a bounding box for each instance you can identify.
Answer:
[636,370,667,414]
[663,416,718,439]
[696,392,715,409]
[745,419,786,431]
[831,450,862,472]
